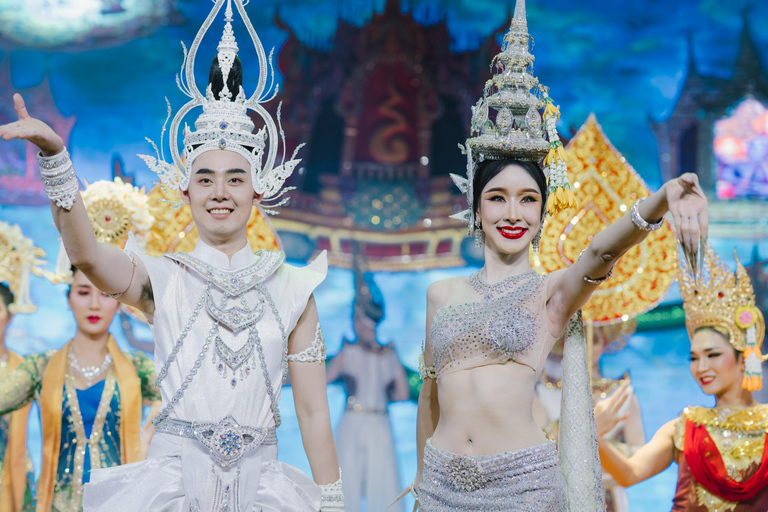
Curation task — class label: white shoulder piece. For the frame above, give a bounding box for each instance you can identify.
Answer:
[287,323,327,363]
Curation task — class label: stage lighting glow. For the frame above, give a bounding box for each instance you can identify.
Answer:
[0,0,174,48]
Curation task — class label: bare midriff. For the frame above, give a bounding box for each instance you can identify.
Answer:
[431,361,546,456]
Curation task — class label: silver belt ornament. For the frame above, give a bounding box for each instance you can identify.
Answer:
[155,415,276,468]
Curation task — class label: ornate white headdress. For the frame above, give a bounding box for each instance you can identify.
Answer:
[450,0,575,235]
[139,0,303,211]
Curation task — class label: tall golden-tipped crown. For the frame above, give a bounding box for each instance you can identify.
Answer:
[678,246,765,353]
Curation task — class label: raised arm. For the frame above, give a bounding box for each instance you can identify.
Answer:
[414,282,441,490]
[599,419,677,487]
[0,94,155,316]
[286,295,342,509]
[547,175,707,330]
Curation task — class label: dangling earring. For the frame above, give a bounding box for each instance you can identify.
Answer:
[532,230,541,253]
[474,219,484,248]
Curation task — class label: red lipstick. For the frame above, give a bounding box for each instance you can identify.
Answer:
[497,226,528,240]
[87,315,101,324]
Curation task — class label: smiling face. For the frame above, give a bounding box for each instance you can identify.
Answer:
[182,150,262,247]
[690,327,744,396]
[68,269,120,337]
[477,163,543,255]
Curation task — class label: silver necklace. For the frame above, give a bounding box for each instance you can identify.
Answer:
[469,268,538,299]
[68,351,112,387]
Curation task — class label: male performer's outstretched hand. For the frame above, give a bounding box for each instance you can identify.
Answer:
[0,94,64,156]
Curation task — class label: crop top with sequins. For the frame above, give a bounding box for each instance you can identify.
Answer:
[426,270,557,378]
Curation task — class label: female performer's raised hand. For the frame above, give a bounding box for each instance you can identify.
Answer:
[664,172,708,276]
[0,94,64,156]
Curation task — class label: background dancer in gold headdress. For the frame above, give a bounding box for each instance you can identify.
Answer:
[0,221,45,512]
[0,179,161,512]
[597,246,768,511]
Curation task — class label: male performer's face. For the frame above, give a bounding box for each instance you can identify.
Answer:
[68,269,120,337]
[478,164,543,256]
[183,150,263,247]
[690,327,744,396]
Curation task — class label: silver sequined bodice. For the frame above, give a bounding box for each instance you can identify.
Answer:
[429,271,550,377]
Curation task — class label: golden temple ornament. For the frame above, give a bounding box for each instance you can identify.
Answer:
[532,114,677,325]
[0,221,47,313]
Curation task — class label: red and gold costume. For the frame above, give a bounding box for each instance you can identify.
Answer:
[671,247,768,511]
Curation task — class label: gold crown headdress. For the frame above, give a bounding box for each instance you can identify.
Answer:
[678,246,766,391]
[49,177,154,284]
[0,221,46,313]
[139,0,302,212]
[450,0,575,234]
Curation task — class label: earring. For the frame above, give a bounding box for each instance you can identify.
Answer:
[532,230,541,253]
[474,219,484,248]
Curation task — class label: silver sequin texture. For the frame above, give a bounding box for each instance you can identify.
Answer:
[429,271,544,376]
[419,439,566,511]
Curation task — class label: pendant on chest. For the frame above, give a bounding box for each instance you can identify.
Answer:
[207,289,267,389]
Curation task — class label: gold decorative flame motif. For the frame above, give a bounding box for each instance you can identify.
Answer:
[144,184,281,256]
[532,114,676,324]
[88,198,132,245]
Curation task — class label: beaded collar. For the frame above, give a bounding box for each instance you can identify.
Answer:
[165,250,285,296]
[683,404,768,433]
[469,269,539,299]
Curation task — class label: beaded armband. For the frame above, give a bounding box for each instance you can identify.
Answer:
[419,341,436,379]
[630,197,664,231]
[319,471,345,511]
[37,147,79,210]
[286,323,327,363]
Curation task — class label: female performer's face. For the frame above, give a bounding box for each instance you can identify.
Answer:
[183,150,262,245]
[477,164,543,255]
[68,270,120,337]
[690,328,744,396]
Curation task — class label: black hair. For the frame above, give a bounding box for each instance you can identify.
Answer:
[209,55,243,100]
[66,265,80,298]
[473,158,548,221]
[0,283,13,310]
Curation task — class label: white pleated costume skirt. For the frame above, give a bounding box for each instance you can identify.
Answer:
[82,433,321,512]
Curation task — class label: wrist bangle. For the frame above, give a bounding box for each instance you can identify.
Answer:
[319,471,344,511]
[630,197,664,231]
[38,147,79,210]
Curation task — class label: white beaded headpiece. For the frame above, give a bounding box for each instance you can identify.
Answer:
[450,0,575,235]
[139,0,303,210]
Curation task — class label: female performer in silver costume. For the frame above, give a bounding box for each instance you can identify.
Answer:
[411,1,709,510]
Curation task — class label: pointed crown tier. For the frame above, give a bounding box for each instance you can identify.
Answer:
[450,0,575,234]
[678,246,766,391]
[139,0,303,208]
[0,221,46,314]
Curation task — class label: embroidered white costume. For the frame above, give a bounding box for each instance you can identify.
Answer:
[84,240,327,511]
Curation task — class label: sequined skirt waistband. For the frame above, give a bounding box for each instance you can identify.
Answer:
[419,439,566,511]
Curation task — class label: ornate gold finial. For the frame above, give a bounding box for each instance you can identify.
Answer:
[0,221,47,313]
[678,246,766,391]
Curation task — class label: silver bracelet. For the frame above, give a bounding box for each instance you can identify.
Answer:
[319,472,345,511]
[38,147,79,210]
[630,197,664,231]
[583,267,613,284]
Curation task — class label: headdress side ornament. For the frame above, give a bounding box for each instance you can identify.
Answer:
[0,221,46,314]
[138,0,303,212]
[678,246,767,391]
[48,178,154,284]
[450,0,575,235]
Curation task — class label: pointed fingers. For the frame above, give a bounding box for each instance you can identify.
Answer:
[13,94,30,120]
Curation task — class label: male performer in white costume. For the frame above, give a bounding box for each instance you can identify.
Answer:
[0,1,344,510]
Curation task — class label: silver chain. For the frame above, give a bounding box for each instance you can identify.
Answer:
[469,269,538,299]
[155,284,209,386]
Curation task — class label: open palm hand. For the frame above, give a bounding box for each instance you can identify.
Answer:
[0,94,64,156]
